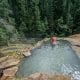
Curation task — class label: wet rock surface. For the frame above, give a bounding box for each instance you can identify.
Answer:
[65,34,80,53]
[0,56,19,80]
[24,73,71,80]
[0,34,80,80]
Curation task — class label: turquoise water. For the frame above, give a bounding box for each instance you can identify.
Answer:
[16,40,80,79]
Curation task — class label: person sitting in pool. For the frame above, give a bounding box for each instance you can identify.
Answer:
[51,36,57,47]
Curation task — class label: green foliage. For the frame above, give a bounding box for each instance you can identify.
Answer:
[73,8,80,33]
[0,0,14,25]
[0,0,80,38]
[0,27,8,46]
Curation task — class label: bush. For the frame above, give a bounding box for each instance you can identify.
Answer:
[0,27,8,46]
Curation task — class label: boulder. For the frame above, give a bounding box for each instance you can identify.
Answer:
[23,51,31,57]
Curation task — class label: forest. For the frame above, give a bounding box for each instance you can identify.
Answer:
[0,0,80,80]
[0,0,80,42]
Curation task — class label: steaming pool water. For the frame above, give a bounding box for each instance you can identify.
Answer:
[16,40,80,79]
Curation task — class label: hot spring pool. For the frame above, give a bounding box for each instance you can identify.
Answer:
[16,40,80,79]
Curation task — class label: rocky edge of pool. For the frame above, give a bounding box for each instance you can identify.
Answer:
[0,34,80,80]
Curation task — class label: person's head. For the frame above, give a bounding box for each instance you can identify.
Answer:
[51,35,56,38]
